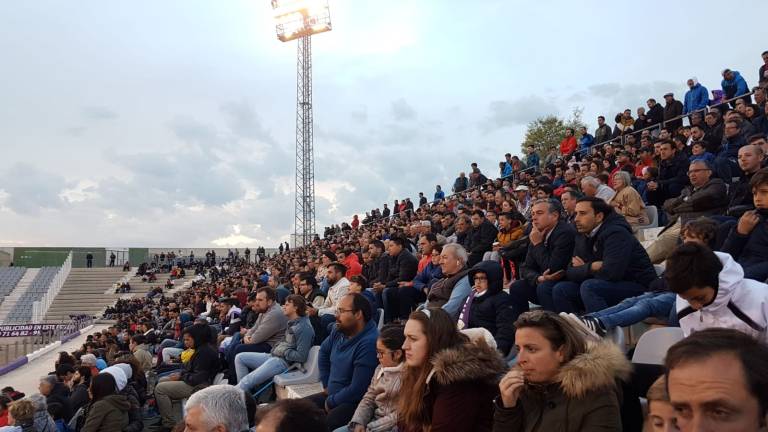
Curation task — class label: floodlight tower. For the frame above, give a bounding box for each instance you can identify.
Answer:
[271,0,332,247]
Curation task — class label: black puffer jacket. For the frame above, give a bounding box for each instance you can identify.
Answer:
[462,261,515,355]
[566,211,657,288]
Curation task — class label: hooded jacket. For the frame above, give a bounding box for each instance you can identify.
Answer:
[319,319,379,409]
[721,70,749,100]
[180,324,219,388]
[468,219,499,266]
[45,382,72,423]
[493,341,630,432]
[677,252,768,344]
[461,261,515,355]
[683,80,709,114]
[400,340,507,432]
[566,211,657,287]
[349,363,403,432]
[81,395,130,432]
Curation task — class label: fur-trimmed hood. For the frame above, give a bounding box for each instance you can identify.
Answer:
[428,339,507,386]
[557,340,632,399]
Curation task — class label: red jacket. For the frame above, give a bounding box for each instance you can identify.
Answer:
[559,136,577,156]
[343,254,362,278]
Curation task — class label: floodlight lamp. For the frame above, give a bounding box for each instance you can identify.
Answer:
[272,0,332,42]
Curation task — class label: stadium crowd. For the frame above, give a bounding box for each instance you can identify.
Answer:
[2,53,768,432]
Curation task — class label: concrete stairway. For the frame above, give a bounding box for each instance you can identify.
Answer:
[0,269,37,324]
[43,268,130,322]
[122,272,195,296]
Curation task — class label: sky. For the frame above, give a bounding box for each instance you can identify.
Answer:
[1,0,767,248]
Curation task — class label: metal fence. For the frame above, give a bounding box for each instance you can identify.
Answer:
[0,317,93,368]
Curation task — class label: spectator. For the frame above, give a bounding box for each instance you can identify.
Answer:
[578,126,594,155]
[666,243,768,343]
[183,385,249,432]
[560,128,578,158]
[689,123,720,155]
[413,244,443,296]
[560,190,581,223]
[646,98,664,129]
[318,263,351,333]
[381,236,419,322]
[513,185,532,220]
[580,176,615,203]
[128,335,152,373]
[653,140,689,204]
[5,400,35,432]
[38,375,71,424]
[722,169,768,280]
[426,243,471,319]
[433,185,445,201]
[0,395,10,427]
[665,328,768,432]
[466,210,498,267]
[337,249,362,279]
[80,373,129,432]
[344,324,405,432]
[305,293,379,431]
[155,324,219,430]
[634,107,650,131]
[235,295,314,393]
[456,261,513,354]
[645,376,677,432]
[554,197,657,313]
[609,170,647,228]
[595,116,612,145]
[728,144,764,214]
[494,310,628,431]
[524,145,540,170]
[397,308,505,432]
[511,198,575,317]
[255,399,325,432]
[683,78,709,115]
[721,68,751,106]
[647,160,727,263]
[663,93,684,132]
[469,167,488,188]
[452,172,469,193]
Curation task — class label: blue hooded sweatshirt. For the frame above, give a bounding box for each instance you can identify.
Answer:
[684,80,709,114]
[318,318,378,409]
[721,71,749,100]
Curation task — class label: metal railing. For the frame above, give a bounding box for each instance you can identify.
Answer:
[0,316,93,368]
[32,251,72,323]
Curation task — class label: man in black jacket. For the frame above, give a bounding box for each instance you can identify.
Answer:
[508,199,575,320]
[467,210,498,266]
[382,236,419,321]
[646,98,664,129]
[648,140,689,204]
[551,197,657,313]
[663,93,684,132]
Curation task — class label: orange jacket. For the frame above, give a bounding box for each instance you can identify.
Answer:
[559,136,577,156]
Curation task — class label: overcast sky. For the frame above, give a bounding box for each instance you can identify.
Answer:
[1,0,766,248]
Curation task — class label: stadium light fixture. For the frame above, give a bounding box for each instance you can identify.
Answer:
[271,0,332,43]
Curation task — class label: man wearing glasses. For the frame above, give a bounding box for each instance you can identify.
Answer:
[646,160,728,264]
[304,293,378,431]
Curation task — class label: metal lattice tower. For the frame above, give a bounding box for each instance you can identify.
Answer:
[294,35,315,247]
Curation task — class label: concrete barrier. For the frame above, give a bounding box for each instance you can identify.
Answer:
[0,324,95,376]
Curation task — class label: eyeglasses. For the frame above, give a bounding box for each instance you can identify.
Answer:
[473,276,488,281]
[687,169,711,174]
[336,308,356,315]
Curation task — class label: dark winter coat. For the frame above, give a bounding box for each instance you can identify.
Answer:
[657,153,690,202]
[46,382,72,423]
[663,178,728,226]
[400,340,507,432]
[520,220,576,288]
[384,250,418,289]
[463,261,515,355]
[468,219,499,266]
[721,211,768,270]
[566,211,657,287]
[81,395,130,432]
[493,341,630,432]
[180,325,219,388]
[646,103,664,126]
[663,99,684,130]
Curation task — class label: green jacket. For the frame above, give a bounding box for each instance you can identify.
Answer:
[81,394,130,432]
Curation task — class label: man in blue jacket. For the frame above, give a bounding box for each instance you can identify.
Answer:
[551,197,658,313]
[305,293,378,430]
[683,78,709,115]
[722,69,750,107]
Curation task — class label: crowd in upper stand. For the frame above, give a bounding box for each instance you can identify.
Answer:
[2,52,768,432]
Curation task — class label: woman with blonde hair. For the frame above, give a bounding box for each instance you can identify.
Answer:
[397,308,506,432]
[3,399,36,432]
[494,310,630,431]
[610,170,647,228]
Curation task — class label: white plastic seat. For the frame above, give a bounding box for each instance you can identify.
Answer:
[634,205,659,231]
[632,327,684,365]
[377,308,384,330]
[273,345,321,387]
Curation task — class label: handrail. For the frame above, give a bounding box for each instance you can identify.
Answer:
[31,251,72,323]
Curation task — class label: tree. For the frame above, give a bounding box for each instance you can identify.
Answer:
[522,107,587,160]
